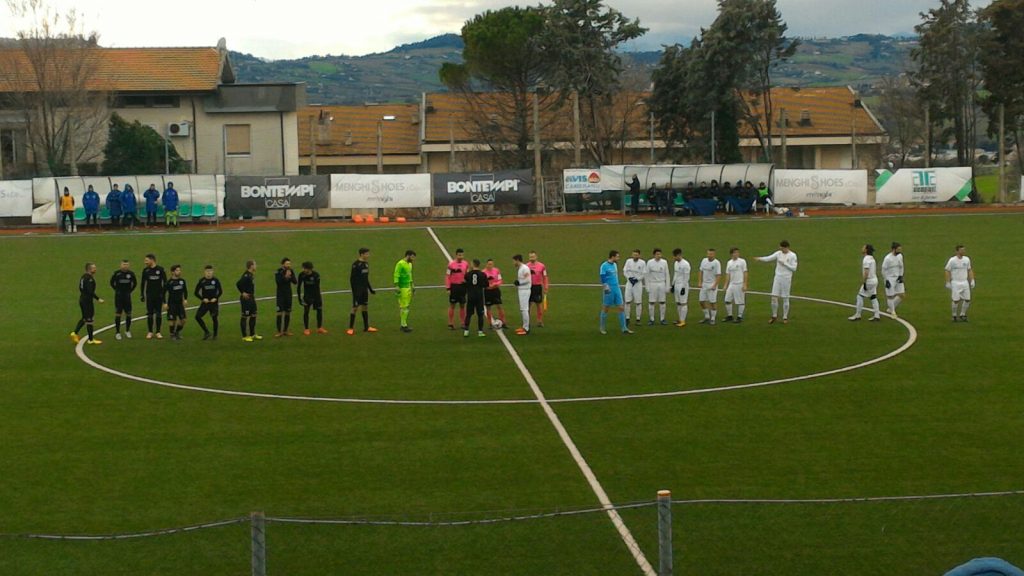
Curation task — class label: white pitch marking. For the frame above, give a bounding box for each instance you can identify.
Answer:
[426,226,657,576]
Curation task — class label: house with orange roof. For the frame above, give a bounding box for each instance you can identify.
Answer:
[0,39,303,177]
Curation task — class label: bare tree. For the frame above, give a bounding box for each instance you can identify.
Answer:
[877,75,926,167]
[0,0,110,176]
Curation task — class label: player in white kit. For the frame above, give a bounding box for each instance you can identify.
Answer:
[671,248,691,327]
[756,240,798,324]
[698,248,722,325]
[944,244,975,322]
[645,249,670,325]
[881,242,905,318]
[723,248,748,323]
[848,244,881,321]
[622,249,647,326]
[512,254,532,335]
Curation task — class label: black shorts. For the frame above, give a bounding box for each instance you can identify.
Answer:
[449,284,467,305]
[241,298,258,316]
[276,295,293,313]
[166,302,186,320]
[352,289,369,308]
[303,296,323,310]
[467,298,485,312]
[145,296,164,316]
[485,288,502,306]
[115,292,133,314]
[79,299,94,322]
[197,302,219,317]
[530,285,544,304]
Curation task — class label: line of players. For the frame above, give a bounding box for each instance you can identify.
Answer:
[70,249,381,345]
[443,249,549,337]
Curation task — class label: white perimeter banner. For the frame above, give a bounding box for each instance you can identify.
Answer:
[0,180,34,217]
[562,169,604,194]
[330,174,431,209]
[772,170,868,205]
[875,167,973,204]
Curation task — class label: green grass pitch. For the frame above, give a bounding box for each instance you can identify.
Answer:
[1,213,1022,574]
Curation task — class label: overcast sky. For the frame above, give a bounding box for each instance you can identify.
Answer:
[1,0,937,60]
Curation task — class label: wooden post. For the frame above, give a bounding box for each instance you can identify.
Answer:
[780,109,788,169]
[573,90,582,167]
[998,103,1006,203]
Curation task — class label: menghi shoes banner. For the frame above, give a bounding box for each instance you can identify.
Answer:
[772,170,868,205]
[875,168,973,204]
[433,169,534,206]
[225,175,329,214]
[330,174,431,209]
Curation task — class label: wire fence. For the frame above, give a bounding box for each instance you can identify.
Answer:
[2,490,1022,575]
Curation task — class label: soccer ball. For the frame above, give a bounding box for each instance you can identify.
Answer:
[491,318,504,329]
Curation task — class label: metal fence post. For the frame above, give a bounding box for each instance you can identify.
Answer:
[657,490,673,576]
[251,511,266,576]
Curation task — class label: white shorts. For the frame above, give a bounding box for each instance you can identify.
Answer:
[647,285,667,303]
[884,277,905,297]
[624,282,644,304]
[699,286,718,303]
[725,284,745,305]
[771,276,792,298]
[858,278,878,298]
[518,288,532,310]
[950,281,971,302]
[673,285,688,303]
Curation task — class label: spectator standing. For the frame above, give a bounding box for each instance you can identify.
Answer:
[120,184,138,230]
[82,185,100,228]
[143,184,160,227]
[59,187,75,233]
[105,184,122,228]
[163,182,180,228]
[628,174,640,215]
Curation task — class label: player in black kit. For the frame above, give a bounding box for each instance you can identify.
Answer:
[237,260,261,342]
[140,253,167,339]
[70,262,104,345]
[347,247,377,335]
[297,261,326,335]
[275,257,297,337]
[463,259,488,337]
[194,265,223,340]
[110,259,138,340]
[164,265,188,340]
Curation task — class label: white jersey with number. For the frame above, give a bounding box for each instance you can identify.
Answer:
[699,258,722,287]
[881,252,904,280]
[623,258,647,286]
[862,255,877,282]
[945,256,971,283]
[646,258,670,290]
[672,259,691,298]
[725,258,747,285]
[758,250,798,279]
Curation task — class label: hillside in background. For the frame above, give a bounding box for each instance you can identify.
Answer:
[231,33,915,105]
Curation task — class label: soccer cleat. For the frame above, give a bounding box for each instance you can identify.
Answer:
[146,332,153,339]
[768,317,776,324]
[660,320,668,325]
[463,329,470,337]
[400,326,413,333]
[477,331,486,337]
[959,316,968,322]
[364,327,377,333]
[952,316,959,322]
[709,319,716,325]
[202,333,211,340]
[724,315,733,322]
[346,329,355,335]
[70,332,80,344]
[303,329,311,336]
[155,333,163,339]
[318,327,330,334]
[869,317,880,322]
[252,334,264,341]
[847,315,861,321]
[125,331,132,339]
[675,320,686,327]
[242,336,254,342]
[515,328,528,335]
[699,318,709,324]
[274,332,283,338]
[86,338,102,345]
[285,331,294,337]
[211,335,218,341]
[115,333,122,341]
[735,317,743,324]
[623,329,634,334]
[448,324,455,331]
[600,328,608,335]
[537,322,544,328]
[647,320,655,326]
[782,318,789,324]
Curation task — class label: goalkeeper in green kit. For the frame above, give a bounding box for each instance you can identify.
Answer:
[394,250,416,333]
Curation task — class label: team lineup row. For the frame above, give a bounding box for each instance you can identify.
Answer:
[68,241,976,344]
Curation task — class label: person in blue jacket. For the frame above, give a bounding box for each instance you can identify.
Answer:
[120,184,138,230]
[163,182,179,228]
[105,184,123,228]
[143,183,160,227]
[82,185,101,228]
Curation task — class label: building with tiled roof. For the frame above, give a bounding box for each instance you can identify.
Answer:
[0,41,302,178]
[299,86,886,178]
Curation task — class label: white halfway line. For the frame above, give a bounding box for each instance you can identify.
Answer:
[425,226,656,576]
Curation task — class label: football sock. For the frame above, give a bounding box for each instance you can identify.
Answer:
[125,316,131,330]
[114,316,121,333]
[156,316,162,332]
[147,315,154,332]
[349,312,356,329]
[659,304,666,321]
[86,324,94,340]
[680,304,688,319]
[537,307,543,322]
[499,309,506,323]
[871,297,880,317]
[196,317,208,334]
[782,298,790,319]
[886,297,894,311]
[74,320,85,334]
[725,303,733,316]
[635,304,642,320]
[400,308,409,327]
[599,311,607,331]
[318,309,325,329]
[276,316,282,332]
[248,316,256,335]
[771,299,779,317]
[960,301,970,316]
[893,295,903,309]
[240,317,247,337]
[448,307,454,325]
[283,314,290,332]
[212,316,219,336]
[703,308,710,320]
[618,312,627,331]
[711,309,717,321]
[521,309,530,331]
[303,308,311,329]
[624,305,630,320]
[676,304,684,320]
[951,302,958,317]
[854,295,864,316]
[361,311,368,330]
[649,303,655,319]
[460,307,466,324]
[738,304,745,318]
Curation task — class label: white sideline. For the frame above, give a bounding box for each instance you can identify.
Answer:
[426,226,656,576]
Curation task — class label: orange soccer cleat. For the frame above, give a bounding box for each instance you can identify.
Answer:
[303,329,311,336]
[317,327,329,334]
[364,327,378,333]
[345,329,355,336]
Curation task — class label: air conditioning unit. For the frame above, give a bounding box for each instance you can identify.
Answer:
[167,122,190,137]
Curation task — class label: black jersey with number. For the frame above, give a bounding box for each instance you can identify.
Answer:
[164,278,187,305]
[350,260,372,291]
[79,274,99,303]
[237,271,255,296]
[141,265,167,299]
[110,269,138,294]
[465,270,488,302]
[194,277,223,300]
[298,270,321,301]
[275,267,297,298]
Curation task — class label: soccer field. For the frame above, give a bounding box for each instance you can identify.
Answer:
[1,213,1022,575]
